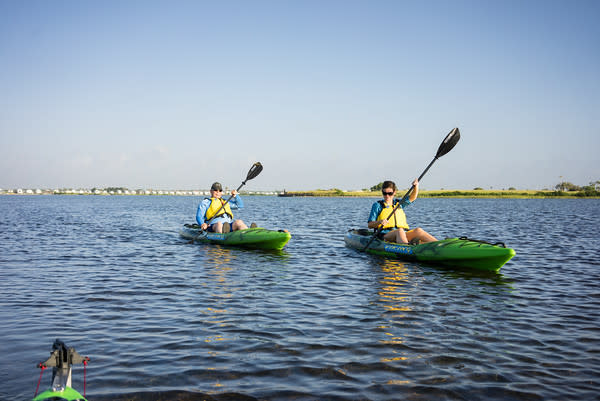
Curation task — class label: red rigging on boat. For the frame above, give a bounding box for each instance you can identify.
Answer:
[34,339,90,401]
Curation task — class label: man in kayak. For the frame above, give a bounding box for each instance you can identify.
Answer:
[368,179,437,244]
[196,182,248,233]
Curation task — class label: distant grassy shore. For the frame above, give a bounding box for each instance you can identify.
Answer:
[279,189,600,198]
[3,189,598,198]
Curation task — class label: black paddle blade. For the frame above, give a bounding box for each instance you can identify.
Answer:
[246,162,263,181]
[436,128,460,158]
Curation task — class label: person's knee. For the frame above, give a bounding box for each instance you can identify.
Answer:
[396,230,408,243]
[233,219,246,229]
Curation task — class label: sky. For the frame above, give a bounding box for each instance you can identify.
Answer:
[1,0,598,191]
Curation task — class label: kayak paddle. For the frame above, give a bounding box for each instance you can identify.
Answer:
[362,128,460,251]
[208,162,263,224]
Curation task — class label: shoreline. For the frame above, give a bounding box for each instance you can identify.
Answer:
[278,189,600,199]
[2,190,599,199]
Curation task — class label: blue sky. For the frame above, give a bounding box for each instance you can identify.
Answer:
[1,0,598,191]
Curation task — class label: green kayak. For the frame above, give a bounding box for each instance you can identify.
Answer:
[345,229,515,272]
[180,224,291,250]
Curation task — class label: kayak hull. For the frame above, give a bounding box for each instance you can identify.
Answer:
[345,229,515,272]
[180,225,291,250]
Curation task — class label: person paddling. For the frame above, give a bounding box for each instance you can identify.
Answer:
[196,182,248,233]
[367,179,437,244]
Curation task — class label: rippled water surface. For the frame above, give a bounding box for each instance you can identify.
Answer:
[1,195,598,401]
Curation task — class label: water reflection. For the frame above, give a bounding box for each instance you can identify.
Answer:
[376,259,412,316]
[193,247,236,349]
[188,244,296,394]
[190,245,239,391]
[371,259,412,369]
[202,245,238,306]
[422,265,516,290]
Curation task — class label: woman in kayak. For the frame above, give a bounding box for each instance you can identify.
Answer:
[197,182,248,233]
[368,179,437,244]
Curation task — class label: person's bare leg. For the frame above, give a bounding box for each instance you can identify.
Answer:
[384,228,408,244]
[407,227,437,243]
[232,219,247,231]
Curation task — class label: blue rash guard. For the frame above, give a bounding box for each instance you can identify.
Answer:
[368,198,412,233]
[196,195,244,226]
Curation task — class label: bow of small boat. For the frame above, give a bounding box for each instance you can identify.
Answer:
[412,238,515,271]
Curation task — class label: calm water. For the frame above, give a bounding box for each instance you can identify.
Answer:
[0,195,598,401]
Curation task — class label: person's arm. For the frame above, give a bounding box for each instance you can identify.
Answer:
[367,202,383,229]
[368,220,381,229]
[398,196,413,209]
[196,199,209,226]
[408,179,419,202]
[230,191,244,209]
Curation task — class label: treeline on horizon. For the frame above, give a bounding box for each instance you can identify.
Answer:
[421,189,600,198]
[281,180,600,198]
[375,180,600,198]
[281,189,600,198]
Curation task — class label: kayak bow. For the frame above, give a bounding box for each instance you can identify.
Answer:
[33,339,89,401]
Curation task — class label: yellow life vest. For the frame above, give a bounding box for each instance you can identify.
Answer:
[205,197,233,222]
[376,200,409,230]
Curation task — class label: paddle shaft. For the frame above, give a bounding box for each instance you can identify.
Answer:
[383,155,437,220]
[400,156,436,202]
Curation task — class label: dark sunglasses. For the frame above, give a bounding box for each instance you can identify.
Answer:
[382,191,394,196]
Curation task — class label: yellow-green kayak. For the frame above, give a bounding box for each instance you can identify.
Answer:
[345,229,515,272]
[180,224,291,250]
